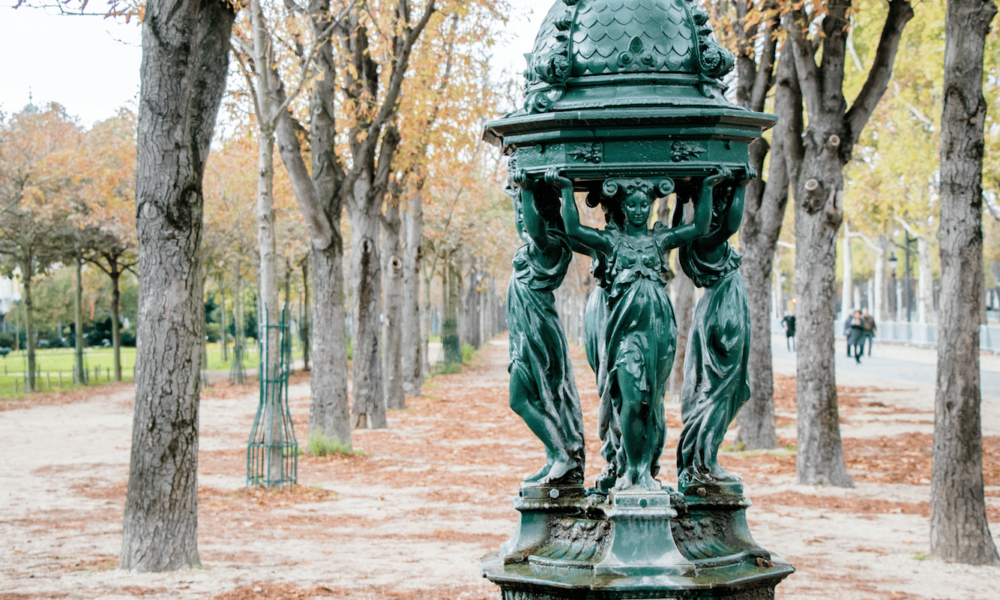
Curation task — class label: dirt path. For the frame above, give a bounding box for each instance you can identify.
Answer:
[1,337,998,599]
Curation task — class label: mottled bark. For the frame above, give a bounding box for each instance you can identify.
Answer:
[350,195,387,429]
[247,0,283,481]
[736,48,797,449]
[121,0,235,572]
[930,0,1000,566]
[785,0,912,487]
[272,0,349,445]
[383,202,405,410]
[401,194,423,395]
[308,243,351,444]
[732,2,785,448]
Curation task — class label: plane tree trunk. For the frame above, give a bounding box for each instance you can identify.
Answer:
[727,4,785,449]
[383,202,405,410]
[930,0,1000,566]
[784,0,912,487]
[121,0,236,572]
[401,193,424,395]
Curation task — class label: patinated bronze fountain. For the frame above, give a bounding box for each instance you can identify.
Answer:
[481,0,794,597]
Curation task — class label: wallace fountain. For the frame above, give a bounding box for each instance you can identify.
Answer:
[480,0,795,598]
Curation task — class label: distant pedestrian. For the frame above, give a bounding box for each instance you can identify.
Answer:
[781,311,796,351]
[847,310,865,364]
[843,311,855,357]
[862,309,876,357]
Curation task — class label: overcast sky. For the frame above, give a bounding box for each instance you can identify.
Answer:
[0,2,544,128]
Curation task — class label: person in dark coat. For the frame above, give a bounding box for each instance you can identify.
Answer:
[843,311,856,357]
[781,310,796,351]
[847,310,866,364]
[862,308,876,356]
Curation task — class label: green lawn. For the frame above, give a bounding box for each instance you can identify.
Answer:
[0,342,306,399]
[0,347,138,376]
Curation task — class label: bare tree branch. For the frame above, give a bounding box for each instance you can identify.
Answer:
[844,0,915,145]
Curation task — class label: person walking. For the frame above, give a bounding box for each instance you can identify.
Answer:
[843,310,856,357]
[847,310,866,364]
[862,308,876,357]
[781,310,796,351]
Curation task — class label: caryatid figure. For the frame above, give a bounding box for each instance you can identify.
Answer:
[676,170,754,491]
[505,167,586,486]
[554,167,728,491]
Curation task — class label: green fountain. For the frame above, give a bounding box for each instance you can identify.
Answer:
[481,0,793,598]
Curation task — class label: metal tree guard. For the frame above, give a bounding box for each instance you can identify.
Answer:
[247,306,298,488]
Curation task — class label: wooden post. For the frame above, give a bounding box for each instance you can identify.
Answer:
[59,371,62,387]
[47,373,51,389]
[14,379,18,394]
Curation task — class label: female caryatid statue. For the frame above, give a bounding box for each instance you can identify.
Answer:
[505,170,585,486]
[552,167,728,491]
[676,173,753,492]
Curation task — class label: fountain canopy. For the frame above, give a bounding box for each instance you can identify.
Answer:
[484,0,776,183]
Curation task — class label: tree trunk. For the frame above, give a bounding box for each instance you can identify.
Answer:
[383,202,405,410]
[308,243,351,445]
[785,0,912,488]
[658,198,694,403]
[736,62,794,448]
[301,257,310,372]
[873,246,886,322]
[792,152,853,487]
[669,252,694,403]
[930,0,1000,566]
[220,281,229,363]
[841,223,854,318]
[249,0,283,482]
[442,257,462,366]
[917,236,933,323]
[462,262,482,349]
[74,257,87,385]
[121,0,235,572]
[111,270,122,382]
[349,194,387,429]
[23,268,35,393]
[270,0,350,444]
[401,194,423,395]
[422,272,433,374]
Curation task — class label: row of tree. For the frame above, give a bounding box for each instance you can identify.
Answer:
[0,105,137,387]
[13,0,994,575]
[713,0,999,566]
[112,0,521,572]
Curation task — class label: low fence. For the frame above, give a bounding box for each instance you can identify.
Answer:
[772,317,1000,352]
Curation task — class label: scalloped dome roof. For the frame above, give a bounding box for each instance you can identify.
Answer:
[572,0,695,75]
[521,0,734,113]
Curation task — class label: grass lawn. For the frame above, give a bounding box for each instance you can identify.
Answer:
[0,342,306,399]
[0,347,138,376]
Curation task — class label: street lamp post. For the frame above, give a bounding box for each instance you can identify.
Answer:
[889,232,916,322]
[888,252,898,320]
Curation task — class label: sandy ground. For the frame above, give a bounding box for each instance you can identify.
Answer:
[1,336,999,600]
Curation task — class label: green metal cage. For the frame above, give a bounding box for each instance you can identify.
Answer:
[246,306,298,488]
